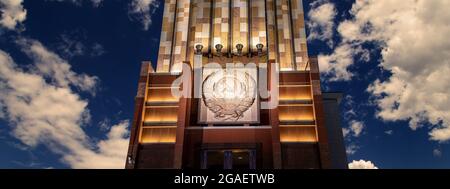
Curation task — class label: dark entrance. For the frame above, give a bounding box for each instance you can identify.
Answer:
[201,149,256,169]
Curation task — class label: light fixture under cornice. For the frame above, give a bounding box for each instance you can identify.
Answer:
[195,44,203,55]
[256,43,264,57]
[215,44,223,56]
[236,44,244,56]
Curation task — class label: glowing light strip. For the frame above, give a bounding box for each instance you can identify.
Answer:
[142,126,177,129]
[278,104,314,107]
[146,106,180,108]
[148,86,180,89]
[278,85,311,88]
[279,125,316,128]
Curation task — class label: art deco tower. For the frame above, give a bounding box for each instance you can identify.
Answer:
[126,0,347,169]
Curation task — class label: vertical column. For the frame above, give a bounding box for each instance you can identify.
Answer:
[126,62,152,169]
[276,0,295,71]
[187,0,212,63]
[173,61,192,168]
[310,57,332,169]
[249,150,257,169]
[212,0,230,55]
[201,151,208,169]
[224,151,233,169]
[291,0,309,71]
[171,0,191,73]
[231,0,249,55]
[266,0,278,61]
[268,60,282,169]
[156,0,177,73]
[251,0,267,54]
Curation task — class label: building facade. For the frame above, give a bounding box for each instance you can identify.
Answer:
[126,0,347,169]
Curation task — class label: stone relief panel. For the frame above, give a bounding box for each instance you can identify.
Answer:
[199,66,259,124]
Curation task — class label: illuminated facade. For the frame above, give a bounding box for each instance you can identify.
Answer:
[126,0,347,169]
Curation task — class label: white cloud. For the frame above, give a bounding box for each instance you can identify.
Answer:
[90,0,103,7]
[341,95,365,155]
[91,42,106,56]
[350,120,364,137]
[319,43,369,81]
[129,0,160,30]
[343,120,365,138]
[346,0,450,142]
[342,128,349,138]
[348,159,378,169]
[433,149,442,157]
[16,38,98,93]
[385,130,393,135]
[57,33,86,58]
[0,0,103,31]
[345,144,359,155]
[307,0,337,47]
[316,0,450,142]
[0,40,128,169]
[55,31,106,58]
[0,0,27,30]
[63,121,130,168]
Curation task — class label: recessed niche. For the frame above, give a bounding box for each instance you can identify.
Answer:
[279,85,312,102]
[279,105,315,123]
[140,127,177,143]
[144,106,179,124]
[147,88,179,104]
[280,126,317,143]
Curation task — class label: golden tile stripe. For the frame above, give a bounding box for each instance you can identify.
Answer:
[156,0,177,73]
[266,0,278,61]
[291,0,309,71]
[171,0,191,72]
[251,0,267,53]
[231,0,249,54]
[212,0,230,55]
[276,0,295,71]
[187,0,212,63]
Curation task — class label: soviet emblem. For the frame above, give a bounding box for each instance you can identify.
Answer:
[202,69,257,121]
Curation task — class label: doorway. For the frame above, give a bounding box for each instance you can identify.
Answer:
[201,149,256,169]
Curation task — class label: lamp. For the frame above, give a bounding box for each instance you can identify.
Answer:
[236,44,244,56]
[127,155,135,165]
[215,44,223,56]
[256,43,264,57]
[195,44,203,55]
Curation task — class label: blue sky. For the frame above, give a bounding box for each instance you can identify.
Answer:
[0,0,449,169]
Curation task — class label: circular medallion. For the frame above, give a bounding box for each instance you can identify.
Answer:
[202,69,257,121]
